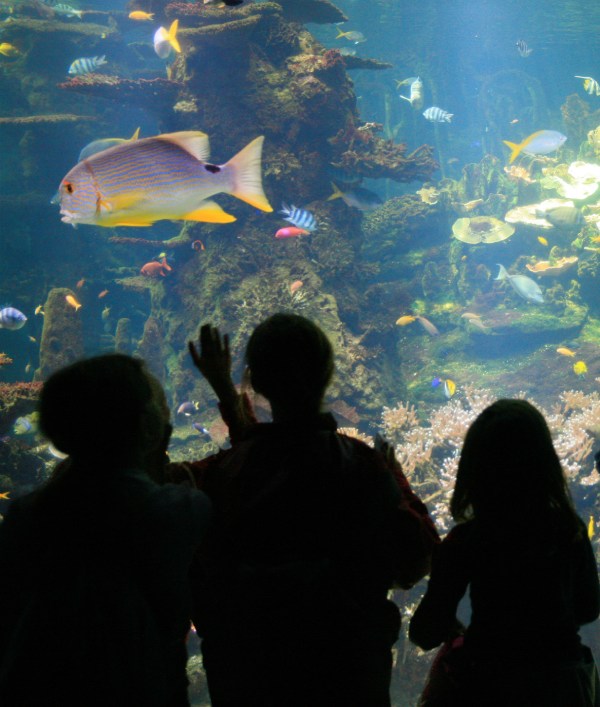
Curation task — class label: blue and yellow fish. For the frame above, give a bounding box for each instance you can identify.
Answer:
[56,131,272,227]
[503,130,566,164]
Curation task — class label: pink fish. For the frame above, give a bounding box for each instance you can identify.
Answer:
[275,226,310,239]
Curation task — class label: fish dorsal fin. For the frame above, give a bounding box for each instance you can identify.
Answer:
[157,131,210,161]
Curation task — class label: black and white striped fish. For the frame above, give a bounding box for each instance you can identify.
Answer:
[280,203,317,232]
[516,39,533,57]
[46,2,83,19]
[68,55,107,76]
[423,106,453,123]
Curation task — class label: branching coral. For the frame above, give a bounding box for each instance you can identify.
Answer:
[379,387,599,532]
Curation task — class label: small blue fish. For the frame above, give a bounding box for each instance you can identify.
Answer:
[495,264,544,304]
[177,401,199,416]
[423,106,453,123]
[280,203,317,232]
[68,55,107,76]
[431,376,442,388]
[0,307,27,330]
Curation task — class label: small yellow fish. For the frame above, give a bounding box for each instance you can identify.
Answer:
[65,294,82,311]
[537,236,548,246]
[34,305,44,316]
[28,335,36,343]
[589,515,595,539]
[25,363,32,373]
[556,347,576,357]
[396,315,416,326]
[573,360,587,377]
[590,235,600,243]
[101,306,110,320]
[0,43,20,58]
[0,491,10,500]
[129,10,154,20]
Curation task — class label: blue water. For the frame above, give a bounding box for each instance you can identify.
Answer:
[0,0,599,703]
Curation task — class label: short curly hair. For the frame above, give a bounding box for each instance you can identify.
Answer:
[39,354,166,458]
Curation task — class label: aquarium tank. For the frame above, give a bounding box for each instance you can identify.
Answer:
[0,0,598,703]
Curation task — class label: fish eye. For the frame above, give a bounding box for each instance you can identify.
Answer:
[204,164,220,174]
[63,181,74,194]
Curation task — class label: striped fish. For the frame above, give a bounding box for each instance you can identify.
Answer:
[575,76,600,96]
[423,106,453,123]
[68,55,107,76]
[0,307,27,330]
[56,131,272,227]
[51,3,83,19]
[280,203,317,232]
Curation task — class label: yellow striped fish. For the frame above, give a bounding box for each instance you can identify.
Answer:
[56,131,272,227]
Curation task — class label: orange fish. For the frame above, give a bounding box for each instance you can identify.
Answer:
[65,294,82,311]
[98,289,109,298]
[396,315,416,326]
[0,491,10,500]
[290,280,303,294]
[141,257,172,278]
[76,278,85,289]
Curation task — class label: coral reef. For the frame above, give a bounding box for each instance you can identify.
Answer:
[560,94,600,150]
[115,318,133,355]
[136,316,167,386]
[0,114,96,124]
[381,387,599,533]
[58,76,183,117]
[36,288,84,381]
[330,122,437,182]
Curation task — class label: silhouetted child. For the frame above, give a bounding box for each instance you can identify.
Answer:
[168,314,439,707]
[410,399,600,706]
[0,354,211,706]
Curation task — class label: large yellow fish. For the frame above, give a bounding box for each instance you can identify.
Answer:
[56,131,272,227]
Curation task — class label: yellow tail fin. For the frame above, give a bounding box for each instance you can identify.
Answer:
[168,19,181,53]
[226,136,273,212]
[327,182,343,201]
[503,140,522,164]
[129,127,141,141]
[336,28,347,39]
